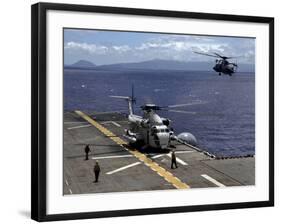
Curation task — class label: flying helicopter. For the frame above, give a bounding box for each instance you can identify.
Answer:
[193,51,238,76]
[110,87,198,150]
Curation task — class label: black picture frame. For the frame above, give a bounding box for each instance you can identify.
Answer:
[31,2,274,222]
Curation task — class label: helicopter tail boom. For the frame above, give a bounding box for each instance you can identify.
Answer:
[109,95,134,115]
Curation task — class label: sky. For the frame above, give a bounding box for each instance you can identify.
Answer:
[64,28,255,66]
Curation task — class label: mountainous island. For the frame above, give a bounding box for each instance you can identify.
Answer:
[67,60,97,68]
[64,59,254,73]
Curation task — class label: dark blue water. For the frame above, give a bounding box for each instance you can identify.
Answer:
[64,68,255,157]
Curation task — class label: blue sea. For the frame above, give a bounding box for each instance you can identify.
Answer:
[64,68,255,157]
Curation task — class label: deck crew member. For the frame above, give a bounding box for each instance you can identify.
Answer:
[84,144,91,160]
[93,161,101,183]
[171,150,178,169]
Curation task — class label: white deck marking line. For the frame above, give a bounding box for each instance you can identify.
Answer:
[106,162,141,175]
[111,121,121,127]
[145,151,194,158]
[174,151,195,154]
[65,179,69,186]
[91,155,133,160]
[149,154,165,159]
[101,121,121,127]
[100,121,112,125]
[68,124,92,130]
[167,153,188,165]
[68,189,73,194]
[106,154,166,175]
[201,174,226,187]
[120,145,129,151]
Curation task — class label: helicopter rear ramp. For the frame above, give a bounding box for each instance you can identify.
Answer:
[63,111,254,195]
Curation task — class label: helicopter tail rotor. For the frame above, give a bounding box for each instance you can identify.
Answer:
[131,84,136,113]
[131,84,136,104]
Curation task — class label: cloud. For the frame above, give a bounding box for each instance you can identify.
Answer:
[64,35,255,65]
[112,45,131,53]
[65,42,109,54]
[134,35,229,57]
[65,42,131,55]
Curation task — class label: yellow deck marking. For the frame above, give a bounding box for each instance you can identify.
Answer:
[75,110,190,189]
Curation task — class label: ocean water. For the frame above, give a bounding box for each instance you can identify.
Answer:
[64,68,255,157]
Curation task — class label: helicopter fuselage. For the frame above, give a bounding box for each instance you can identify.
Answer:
[125,111,172,149]
[193,51,238,76]
[110,95,197,149]
[213,59,237,75]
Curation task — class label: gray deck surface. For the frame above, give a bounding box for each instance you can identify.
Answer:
[63,111,255,195]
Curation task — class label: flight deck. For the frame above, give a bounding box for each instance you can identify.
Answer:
[63,111,255,195]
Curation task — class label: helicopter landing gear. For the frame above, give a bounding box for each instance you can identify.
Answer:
[218,72,221,76]
[229,73,232,76]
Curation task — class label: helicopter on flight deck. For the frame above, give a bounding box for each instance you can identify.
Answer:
[110,87,198,150]
[193,51,238,76]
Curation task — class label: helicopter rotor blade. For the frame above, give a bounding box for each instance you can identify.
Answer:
[194,51,240,60]
[213,52,232,59]
[166,109,197,114]
[166,101,206,108]
[159,107,196,114]
[212,52,226,59]
[213,52,241,60]
[165,109,225,117]
[158,101,206,109]
[109,95,131,100]
[193,51,218,58]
